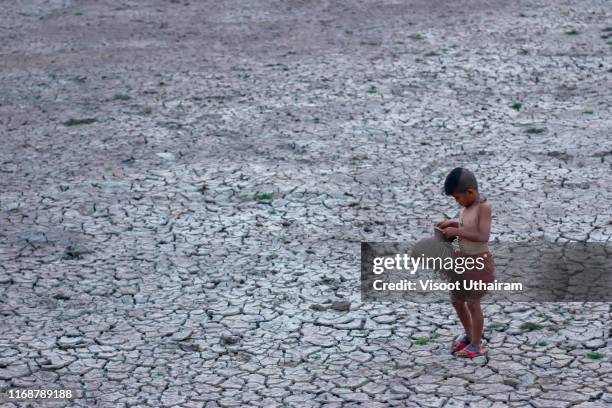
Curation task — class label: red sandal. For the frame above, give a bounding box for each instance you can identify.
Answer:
[455,344,487,358]
[450,334,470,354]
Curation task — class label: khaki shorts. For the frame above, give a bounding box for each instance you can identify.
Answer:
[449,250,495,303]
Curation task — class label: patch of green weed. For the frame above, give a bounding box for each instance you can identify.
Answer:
[586,352,605,360]
[255,192,273,201]
[63,118,97,126]
[112,93,132,101]
[520,322,544,331]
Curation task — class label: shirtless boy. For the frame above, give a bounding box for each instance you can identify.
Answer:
[435,167,495,358]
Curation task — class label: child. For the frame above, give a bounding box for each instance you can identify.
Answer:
[435,167,495,358]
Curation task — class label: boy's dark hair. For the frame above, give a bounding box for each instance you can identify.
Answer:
[444,167,478,195]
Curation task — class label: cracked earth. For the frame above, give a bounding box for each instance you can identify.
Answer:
[1,0,611,407]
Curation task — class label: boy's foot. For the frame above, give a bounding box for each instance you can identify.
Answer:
[450,334,470,354]
[455,344,487,358]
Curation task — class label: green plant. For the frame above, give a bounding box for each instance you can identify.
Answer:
[367,86,378,94]
[511,102,523,111]
[255,192,273,201]
[489,322,507,332]
[586,352,605,360]
[414,338,429,345]
[112,93,132,101]
[520,322,544,331]
[63,118,97,126]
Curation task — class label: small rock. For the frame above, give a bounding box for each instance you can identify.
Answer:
[310,304,327,311]
[53,291,71,300]
[503,378,519,388]
[221,334,240,345]
[330,301,351,311]
[547,151,571,161]
[62,244,92,260]
[179,342,203,352]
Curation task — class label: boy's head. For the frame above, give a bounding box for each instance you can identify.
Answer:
[444,167,479,207]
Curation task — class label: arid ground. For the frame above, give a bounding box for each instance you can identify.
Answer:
[1,0,611,407]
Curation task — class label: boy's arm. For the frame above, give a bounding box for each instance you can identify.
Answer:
[457,202,492,242]
[435,219,459,228]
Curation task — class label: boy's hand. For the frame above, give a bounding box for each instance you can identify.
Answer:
[435,220,450,228]
[443,227,461,239]
[436,220,458,229]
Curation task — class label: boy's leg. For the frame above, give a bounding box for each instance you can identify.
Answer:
[452,299,472,337]
[466,299,483,346]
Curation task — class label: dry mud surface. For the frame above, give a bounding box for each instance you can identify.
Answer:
[1,0,612,407]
